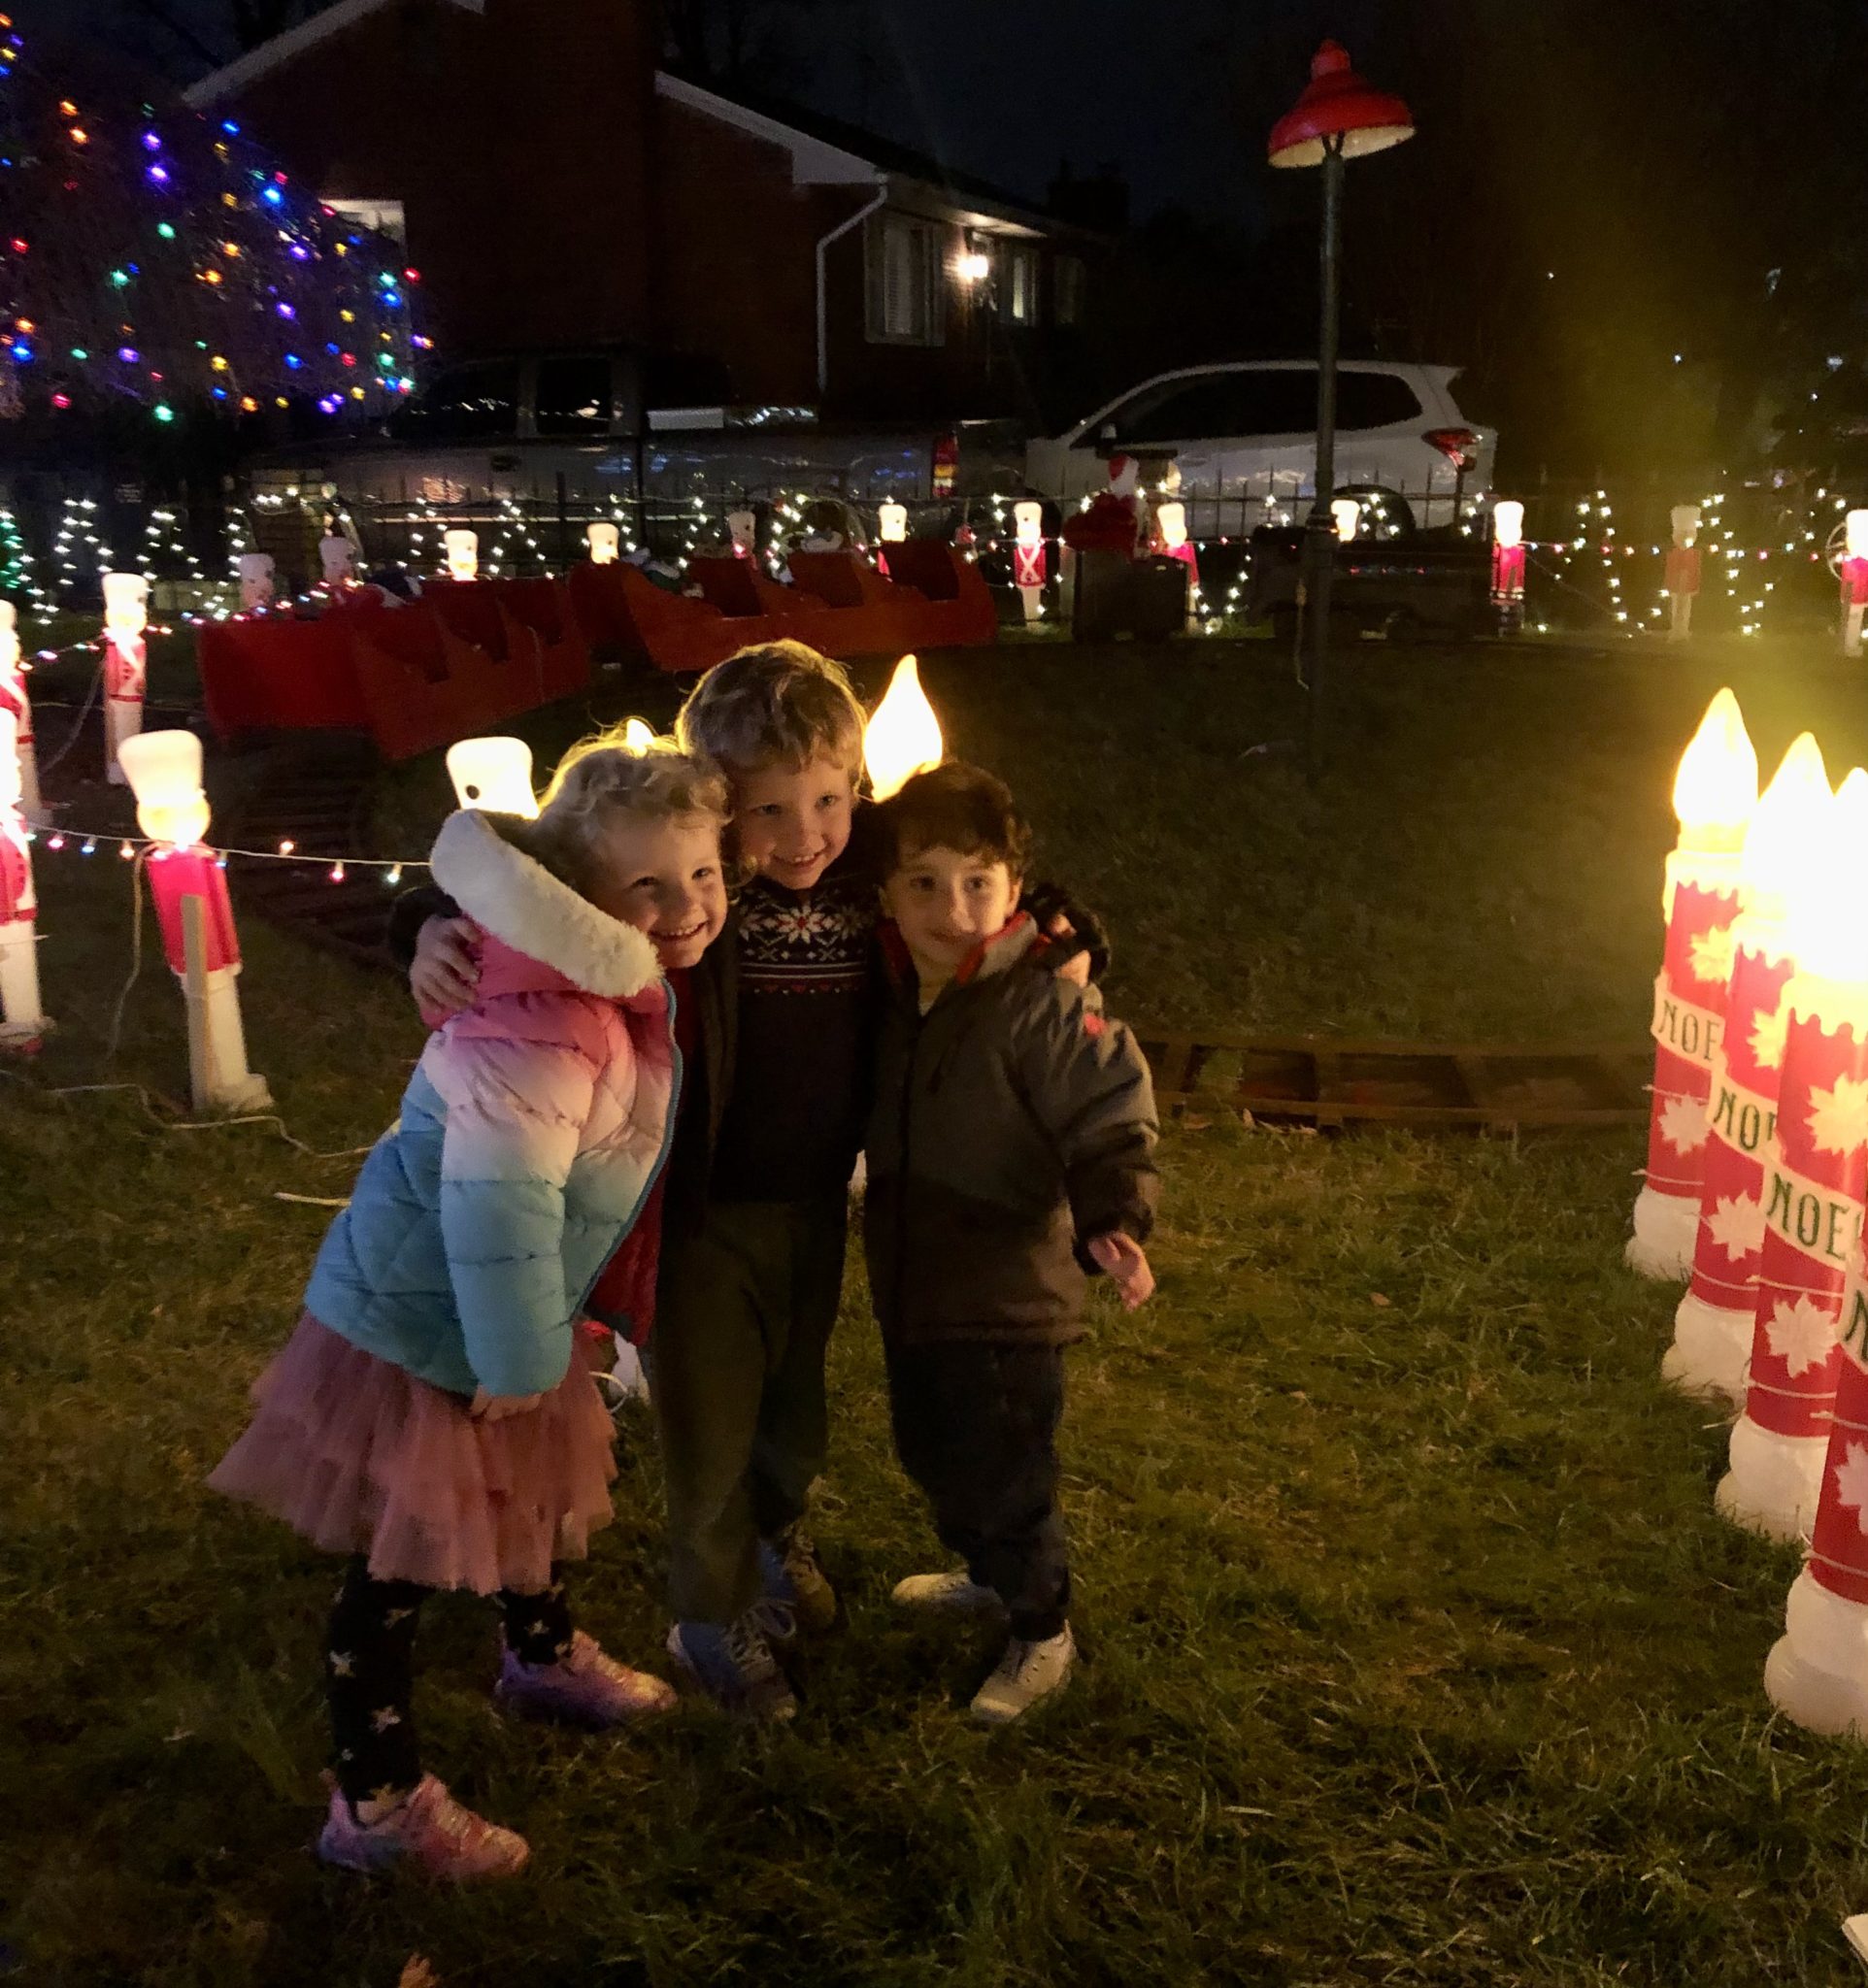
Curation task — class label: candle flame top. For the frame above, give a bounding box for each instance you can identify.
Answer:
[864,654,944,802]
[1740,732,1829,915]
[1671,687,1756,849]
[446,735,538,818]
[1789,764,1868,986]
[622,717,655,752]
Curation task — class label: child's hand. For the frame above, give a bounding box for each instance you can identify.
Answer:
[1042,910,1093,988]
[469,1386,546,1423]
[1087,1231,1154,1309]
[412,915,479,1016]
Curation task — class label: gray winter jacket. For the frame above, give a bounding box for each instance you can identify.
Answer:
[863,912,1159,1346]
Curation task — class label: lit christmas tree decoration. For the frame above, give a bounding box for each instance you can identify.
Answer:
[0,26,419,426]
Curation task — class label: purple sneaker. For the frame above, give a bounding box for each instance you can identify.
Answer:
[317,1773,529,1882]
[494,1629,678,1727]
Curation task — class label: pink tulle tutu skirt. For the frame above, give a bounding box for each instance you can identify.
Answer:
[209,1312,617,1594]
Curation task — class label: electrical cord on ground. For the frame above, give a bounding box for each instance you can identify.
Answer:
[32,660,104,778]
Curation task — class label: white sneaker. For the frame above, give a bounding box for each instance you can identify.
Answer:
[890,1570,1004,1614]
[970,1625,1076,1725]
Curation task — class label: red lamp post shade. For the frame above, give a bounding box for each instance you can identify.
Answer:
[1269,41,1415,167]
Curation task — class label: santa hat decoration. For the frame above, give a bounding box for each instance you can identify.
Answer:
[1718,768,1868,1540]
[1627,689,1757,1276]
[1107,454,1140,500]
[0,603,41,825]
[1665,735,1827,1400]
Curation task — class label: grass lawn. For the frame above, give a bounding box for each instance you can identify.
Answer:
[9,630,1868,1985]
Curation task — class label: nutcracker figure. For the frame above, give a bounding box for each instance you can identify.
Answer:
[317,532,357,589]
[1627,688,1757,1276]
[1155,501,1200,631]
[586,521,620,565]
[1490,500,1527,635]
[0,708,45,1047]
[446,735,539,817]
[0,601,42,824]
[1842,511,1868,657]
[116,729,271,1115]
[101,571,148,786]
[238,551,276,612]
[1013,501,1048,623]
[1665,505,1701,644]
[876,502,907,578]
[444,529,479,582]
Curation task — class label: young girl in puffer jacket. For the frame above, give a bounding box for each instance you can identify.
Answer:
[210,740,730,1883]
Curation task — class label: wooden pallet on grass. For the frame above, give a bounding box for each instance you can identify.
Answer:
[1136,1031,1651,1132]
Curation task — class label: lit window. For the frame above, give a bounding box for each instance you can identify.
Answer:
[1003,247,1039,325]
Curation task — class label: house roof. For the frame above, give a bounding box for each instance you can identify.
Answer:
[183,0,483,108]
[656,72,1094,242]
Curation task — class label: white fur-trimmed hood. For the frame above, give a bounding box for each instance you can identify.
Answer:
[429,808,661,999]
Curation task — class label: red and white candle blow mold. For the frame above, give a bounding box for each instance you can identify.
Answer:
[1666,733,1827,1398]
[1718,767,1868,1539]
[101,571,149,787]
[1627,689,1757,1277]
[0,601,41,825]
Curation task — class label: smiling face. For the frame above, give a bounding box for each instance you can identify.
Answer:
[730,753,855,892]
[881,842,1021,991]
[584,810,728,970]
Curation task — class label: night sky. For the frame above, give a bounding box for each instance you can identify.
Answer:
[18,0,1868,473]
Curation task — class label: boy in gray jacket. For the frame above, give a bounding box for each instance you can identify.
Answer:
[866,762,1158,1723]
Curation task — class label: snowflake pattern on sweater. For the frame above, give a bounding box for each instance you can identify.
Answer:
[736,874,875,995]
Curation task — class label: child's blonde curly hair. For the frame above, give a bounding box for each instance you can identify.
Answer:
[675,640,866,779]
[506,735,729,902]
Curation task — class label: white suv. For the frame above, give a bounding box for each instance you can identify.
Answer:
[1025,359,1495,534]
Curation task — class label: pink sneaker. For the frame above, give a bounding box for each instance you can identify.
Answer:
[494,1629,678,1727]
[317,1773,529,1881]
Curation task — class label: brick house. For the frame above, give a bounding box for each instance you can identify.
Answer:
[183,0,1108,428]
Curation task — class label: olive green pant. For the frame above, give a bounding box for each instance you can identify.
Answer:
[650,1193,848,1625]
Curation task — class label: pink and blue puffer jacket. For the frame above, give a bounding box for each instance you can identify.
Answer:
[305,808,679,1399]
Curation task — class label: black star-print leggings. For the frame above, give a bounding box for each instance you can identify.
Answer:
[325,1554,576,1808]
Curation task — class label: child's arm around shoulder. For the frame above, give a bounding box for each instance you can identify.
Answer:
[1010,973,1159,1302]
[428,997,612,1398]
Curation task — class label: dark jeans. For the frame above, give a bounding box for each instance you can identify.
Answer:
[884,1339,1070,1641]
[650,1193,847,1624]
[324,1555,574,1808]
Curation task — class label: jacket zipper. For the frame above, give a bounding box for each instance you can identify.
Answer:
[889,994,926,1334]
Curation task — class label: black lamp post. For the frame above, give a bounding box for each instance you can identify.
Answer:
[1269,42,1415,775]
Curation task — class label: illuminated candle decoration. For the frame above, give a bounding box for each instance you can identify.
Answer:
[1718,767,1868,1540]
[586,521,620,565]
[0,708,46,1048]
[0,602,42,824]
[444,528,479,582]
[1331,497,1361,543]
[445,736,539,817]
[1842,511,1868,657]
[1627,688,1757,1276]
[1013,500,1048,623]
[1490,500,1526,634]
[101,570,149,785]
[1668,734,1827,1400]
[317,532,357,587]
[863,654,944,801]
[116,730,272,1114]
[1761,786,1868,1734]
[1665,505,1702,644]
[622,717,655,752]
[238,551,275,610]
[727,509,757,561]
